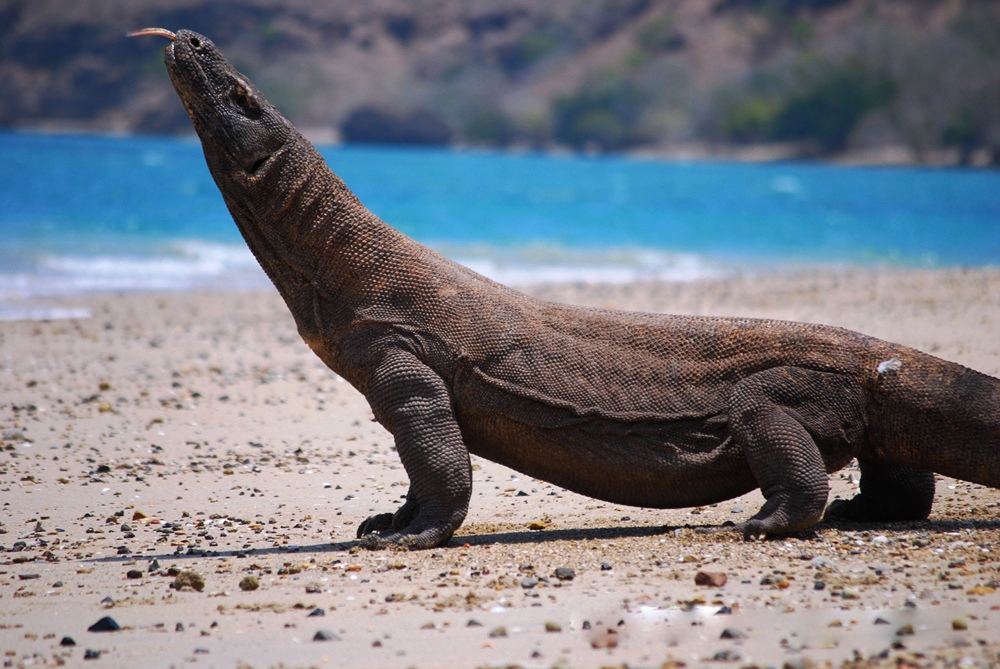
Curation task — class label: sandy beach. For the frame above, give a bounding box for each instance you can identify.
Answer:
[1,267,999,669]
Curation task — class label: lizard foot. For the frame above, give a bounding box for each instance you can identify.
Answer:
[356,512,394,539]
[737,519,768,541]
[823,462,934,523]
[357,497,421,541]
[357,525,454,551]
[730,519,818,541]
[355,500,455,550]
[730,515,815,540]
[357,532,395,550]
[822,498,862,522]
[823,495,928,523]
[693,521,737,535]
[692,521,764,539]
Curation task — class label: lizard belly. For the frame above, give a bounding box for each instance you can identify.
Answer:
[450,356,757,508]
[455,406,758,508]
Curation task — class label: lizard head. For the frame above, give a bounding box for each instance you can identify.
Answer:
[131,28,341,323]
[131,28,293,184]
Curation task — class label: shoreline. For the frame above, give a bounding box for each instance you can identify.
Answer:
[1,267,999,668]
[6,126,998,170]
[4,265,998,374]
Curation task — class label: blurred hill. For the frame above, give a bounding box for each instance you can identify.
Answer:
[2,0,999,164]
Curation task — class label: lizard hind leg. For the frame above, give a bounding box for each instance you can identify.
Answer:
[728,367,867,539]
[824,459,934,522]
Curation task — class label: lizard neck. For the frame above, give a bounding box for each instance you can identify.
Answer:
[219,136,422,340]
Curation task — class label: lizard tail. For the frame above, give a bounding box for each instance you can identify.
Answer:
[868,349,1000,489]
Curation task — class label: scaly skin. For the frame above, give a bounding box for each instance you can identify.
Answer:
[151,29,1000,549]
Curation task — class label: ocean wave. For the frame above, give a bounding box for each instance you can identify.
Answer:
[0,240,723,304]
[0,305,92,322]
[440,245,724,286]
[0,240,270,299]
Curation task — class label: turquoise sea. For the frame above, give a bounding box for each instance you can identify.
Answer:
[1,131,999,317]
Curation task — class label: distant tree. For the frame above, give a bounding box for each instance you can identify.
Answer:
[636,12,685,53]
[718,56,896,153]
[553,78,649,150]
[464,110,517,146]
[771,63,896,152]
[340,106,452,146]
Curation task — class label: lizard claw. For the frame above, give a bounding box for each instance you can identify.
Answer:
[358,532,390,550]
[357,512,394,539]
[736,520,766,541]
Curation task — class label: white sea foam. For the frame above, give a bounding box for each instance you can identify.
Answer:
[0,306,92,322]
[444,246,724,286]
[0,240,269,299]
[0,240,723,308]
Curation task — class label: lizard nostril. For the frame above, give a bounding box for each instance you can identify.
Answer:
[190,37,201,48]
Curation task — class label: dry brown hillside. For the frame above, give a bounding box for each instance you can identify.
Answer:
[1,0,998,163]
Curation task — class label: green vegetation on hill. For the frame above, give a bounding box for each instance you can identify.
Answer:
[721,58,897,153]
[1,0,998,164]
[553,77,650,151]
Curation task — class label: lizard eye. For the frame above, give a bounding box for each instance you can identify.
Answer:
[230,83,262,119]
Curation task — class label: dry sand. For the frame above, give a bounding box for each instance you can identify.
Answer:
[1,267,999,669]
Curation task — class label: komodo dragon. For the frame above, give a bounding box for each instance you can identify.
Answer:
[133,28,1000,550]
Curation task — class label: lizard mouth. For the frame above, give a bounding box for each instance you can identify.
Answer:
[247,154,271,174]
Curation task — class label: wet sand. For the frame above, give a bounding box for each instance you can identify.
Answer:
[1,267,999,668]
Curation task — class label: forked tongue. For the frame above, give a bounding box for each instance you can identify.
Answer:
[127,28,176,40]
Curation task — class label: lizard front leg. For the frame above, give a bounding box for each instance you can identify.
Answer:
[357,348,472,550]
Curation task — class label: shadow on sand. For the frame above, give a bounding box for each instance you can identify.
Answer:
[81,516,1000,565]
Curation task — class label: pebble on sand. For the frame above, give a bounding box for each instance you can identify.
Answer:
[87,616,120,633]
[239,575,260,591]
[173,571,205,592]
[712,649,740,661]
[554,567,575,581]
[590,629,619,649]
[720,627,746,639]
[313,629,341,642]
[695,571,728,587]
[967,584,997,596]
